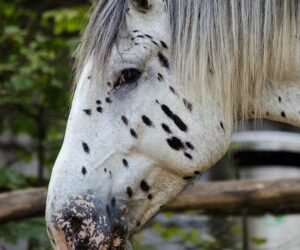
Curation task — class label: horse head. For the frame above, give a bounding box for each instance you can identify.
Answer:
[46,0,300,249]
[46,0,231,248]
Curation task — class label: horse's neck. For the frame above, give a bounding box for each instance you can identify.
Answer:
[249,73,300,128]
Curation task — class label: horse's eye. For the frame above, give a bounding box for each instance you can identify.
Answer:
[113,68,141,89]
[122,68,141,84]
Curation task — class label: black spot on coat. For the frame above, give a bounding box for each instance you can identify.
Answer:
[161,104,188,132]
[83,109,91,115]
[161,123,172,134]
[185,142,194,150]
[81,167,87,175]
[122,159,129,168]
[157,73,164,81]
[121,116,128,125]
[220,122,225,131]
[160,41,168,49]
[184,152,193,160]
[169,86,177,95]
[167,137,184,151]
[183,98,193,112]
[152,40,158,46]
[105,97,112,103]
[130,129,138,138]
[158,52,169,69]
[140,180,150,192]
[82,142,90,154]
[142,115,153,126]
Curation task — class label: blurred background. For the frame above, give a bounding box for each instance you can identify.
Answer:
[0,0,88,249]
[1,1,300,250]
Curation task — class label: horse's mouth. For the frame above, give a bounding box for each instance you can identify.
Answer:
[50,224,131,250]
[48,194,130,250]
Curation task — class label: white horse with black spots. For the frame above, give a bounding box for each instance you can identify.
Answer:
[46,0,300,249]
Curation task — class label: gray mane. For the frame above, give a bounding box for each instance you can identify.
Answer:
[75,0,299,124]
[167,0,299,123]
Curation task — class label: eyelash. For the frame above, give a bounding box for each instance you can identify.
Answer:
[112,68,141,90]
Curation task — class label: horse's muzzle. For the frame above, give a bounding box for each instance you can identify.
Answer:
[49,194,129,250]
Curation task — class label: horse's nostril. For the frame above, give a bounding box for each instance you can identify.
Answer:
[74,236,90,250]
[69,216,92,249]
[70,216,82,236]
[113,223,127,236]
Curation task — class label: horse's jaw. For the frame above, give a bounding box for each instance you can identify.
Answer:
[46,150,189,249]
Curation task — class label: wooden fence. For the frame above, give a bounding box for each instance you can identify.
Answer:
[1,178,300,223]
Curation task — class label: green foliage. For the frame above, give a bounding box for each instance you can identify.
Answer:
[152,221,220,250]
[42,6,89,35]
[250,237,268,246]
[0,0,89,171]
[132,239,156,250]
[0,167,30,190]
[0,217,52,249]
[0,0,89,248]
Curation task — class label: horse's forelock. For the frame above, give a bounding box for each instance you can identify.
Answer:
[74,0,129,85]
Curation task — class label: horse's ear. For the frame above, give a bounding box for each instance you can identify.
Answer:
[132,0,152,10]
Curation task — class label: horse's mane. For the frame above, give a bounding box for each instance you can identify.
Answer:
[168,0,299,125]
[75,0,300,125]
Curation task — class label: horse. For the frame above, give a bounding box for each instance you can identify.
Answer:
[46,0,300,249]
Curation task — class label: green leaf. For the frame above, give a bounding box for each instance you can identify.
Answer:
[0,218,52,249]
[0,167,30,190]
[250,237,268,245]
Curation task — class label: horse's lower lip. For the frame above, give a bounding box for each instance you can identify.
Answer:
[53,236,130,250]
